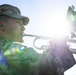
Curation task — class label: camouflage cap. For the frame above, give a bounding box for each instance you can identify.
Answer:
[0,4,29,25]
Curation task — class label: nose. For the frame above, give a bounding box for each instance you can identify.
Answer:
[21,25,25,31]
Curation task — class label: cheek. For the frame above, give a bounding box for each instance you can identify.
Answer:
[5,23,21,35]
[5,26,16,35]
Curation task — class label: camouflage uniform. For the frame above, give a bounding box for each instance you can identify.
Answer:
[0,38,40,75]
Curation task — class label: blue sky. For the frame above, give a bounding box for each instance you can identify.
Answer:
[0,0,76,36]
[0,1,76,75]
[1,0,76,48]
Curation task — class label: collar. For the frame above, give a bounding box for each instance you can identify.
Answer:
[0,38,13,52]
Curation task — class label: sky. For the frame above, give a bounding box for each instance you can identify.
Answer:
[0,0,76,75]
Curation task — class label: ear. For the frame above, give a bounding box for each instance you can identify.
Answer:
[0,22,5,31]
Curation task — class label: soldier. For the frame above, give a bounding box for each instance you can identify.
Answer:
[0,4,40,75]
[0,4,75,75]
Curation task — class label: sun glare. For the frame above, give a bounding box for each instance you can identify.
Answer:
[44,12,71,38]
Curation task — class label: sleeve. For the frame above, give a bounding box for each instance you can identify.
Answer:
[39,38,76,75]
[5,47,40,75]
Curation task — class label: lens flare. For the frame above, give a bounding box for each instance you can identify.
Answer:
[42,12,71,38]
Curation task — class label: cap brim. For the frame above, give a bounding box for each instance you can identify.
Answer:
[10,14,29,25]
[1,14,29,25]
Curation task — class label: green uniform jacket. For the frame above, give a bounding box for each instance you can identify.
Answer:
[0,39,40,75]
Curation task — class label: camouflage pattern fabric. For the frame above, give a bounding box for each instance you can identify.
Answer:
[0,39,40,75]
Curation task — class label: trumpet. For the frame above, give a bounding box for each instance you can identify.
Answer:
[23,33,51,50]
[23,33,76,54]
[23,33,51,39]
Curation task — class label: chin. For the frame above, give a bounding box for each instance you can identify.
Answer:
[13,38,24,43]
[15,36,24,43]
[16,39,24,43]
[19,39,24,43]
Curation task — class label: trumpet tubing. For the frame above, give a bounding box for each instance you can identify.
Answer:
[23,33,51,39]
[23,33,76,54]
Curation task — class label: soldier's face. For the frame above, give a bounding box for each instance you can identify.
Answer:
[4,18,25,43]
